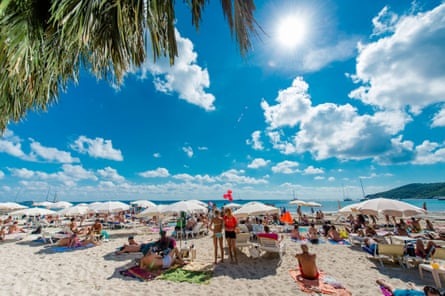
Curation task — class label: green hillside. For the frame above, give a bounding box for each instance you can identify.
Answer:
[366,182,445,199]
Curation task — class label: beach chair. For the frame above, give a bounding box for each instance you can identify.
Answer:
[257,237,286,264]
[374,243,405,268]
[185,222,203,239]
[235,232,252,252]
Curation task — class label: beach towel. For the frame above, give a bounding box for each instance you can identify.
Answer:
[289,270,352,296]
[50,243,95,252]
[158,268,212,284]
[328,239,350,246]
[119,266,162,282]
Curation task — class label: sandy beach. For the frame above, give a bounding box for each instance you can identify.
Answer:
[1,222,440,296]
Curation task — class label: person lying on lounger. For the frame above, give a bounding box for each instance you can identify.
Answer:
[376,279,441,296]
[139,247,185,270]
[8,221,26,234]
[295,244,319,280]
[327,225,343,242]
[415,239,437,259]
[56,233,98,247]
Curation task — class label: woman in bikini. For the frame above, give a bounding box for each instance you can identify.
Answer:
[223,208,238,264]
[209,209,224,264]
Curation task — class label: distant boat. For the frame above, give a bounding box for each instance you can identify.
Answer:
[343,197,353,202]
[359,178,369,201]
[437,196,445,200]
[342,184,353,201]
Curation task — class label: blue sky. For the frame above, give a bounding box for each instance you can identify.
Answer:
[1,0,445,203]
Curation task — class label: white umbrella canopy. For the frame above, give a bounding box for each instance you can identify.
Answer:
[130,200,157,208]
[10,207,57,216]
[33,201,55,208]
[187,199,208,208]
[224,202,242,209]
[357,198,426,217]
[58,205,90,216]
[338,201,365,214]
[49,201,73,209]
[136,205,169,218]
[305,201,322,207]
[289,200,317,207]
[0,202,28,211]
[88,201,130,214]
[233,201,279,218]
[162,200,207,215]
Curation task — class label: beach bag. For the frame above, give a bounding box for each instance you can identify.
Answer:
[404,243,416,257]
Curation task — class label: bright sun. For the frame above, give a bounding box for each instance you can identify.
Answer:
[277,16,307,49]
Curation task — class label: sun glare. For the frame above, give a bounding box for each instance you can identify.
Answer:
[277,16,307,49]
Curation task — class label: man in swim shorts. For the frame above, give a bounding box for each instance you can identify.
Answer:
[295,244,319,280]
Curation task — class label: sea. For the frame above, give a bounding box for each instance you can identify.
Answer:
[18,198,445,213]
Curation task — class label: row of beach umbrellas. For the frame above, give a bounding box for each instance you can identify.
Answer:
[338,197,425,217]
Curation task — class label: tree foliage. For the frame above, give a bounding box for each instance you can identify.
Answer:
[0,0,259,131]
[366,182,445,199]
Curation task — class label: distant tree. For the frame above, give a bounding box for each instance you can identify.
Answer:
[0,0,260,131]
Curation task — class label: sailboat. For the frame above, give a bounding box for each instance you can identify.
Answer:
[342,184,352,201]
[359,178,369,201]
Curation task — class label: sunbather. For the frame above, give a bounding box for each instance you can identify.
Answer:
[140,246,185,270]
[290,225,304,240]
[0,226,6,241]
[362,238,378,255]
[376,279,441,296]
[415,239,437,259]
[307,223,319,244]
[8,221,26,234]
[56,233,98,247]
[295,244,319,280]
[327,225,343,242]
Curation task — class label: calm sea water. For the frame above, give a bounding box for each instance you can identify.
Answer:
[20,198,445,213]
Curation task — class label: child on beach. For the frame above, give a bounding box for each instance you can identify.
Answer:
[209,209,224,264]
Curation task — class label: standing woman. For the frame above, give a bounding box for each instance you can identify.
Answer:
[209,209,224,264]
[223,208,238,263]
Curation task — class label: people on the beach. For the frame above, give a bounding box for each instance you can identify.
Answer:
[307,223,319,244]
[116,231,175,256]
[56,233,98,247]
[415,239,437,259]
[290,225,304,240]
[258,225,281,241]
[209,209,224,264]
[223,208,238,263]
[139,247,185,270]
[376,279,441,296]
[69,218,85,234]
[8,221,26,234]
[327,225,343,242]
[295,244,319,280]
[362,237,378,255]
[0,226,6,241]
[410,217,422,233]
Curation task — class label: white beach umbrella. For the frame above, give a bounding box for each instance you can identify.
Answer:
[49,201,73,209]
[0,202,28,211]
[162,200,207,215]
[233,201,279,218]
[357,198,426,217]
[10,207,57,216]
[130,200,157,208]
[57,205,90,216]
[33,201,55,208]
[289,200,311,207]
[136,204,169,218]
[187,199,208,208]
[224,202,242,209]
[338,201,365,214]
[89,201,130,213]
[305,201,322,207]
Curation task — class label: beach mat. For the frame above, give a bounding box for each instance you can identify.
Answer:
[50,243,95,253]
[327,239,350,245]
[120,266,162,282]
[289,270,352,295]
[158,268,212,284]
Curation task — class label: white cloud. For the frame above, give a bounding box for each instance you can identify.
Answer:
[173,173,215,183]
[9,168,35,178]
[302,39,357,72]
[349,3,445,115]
[97,167,125,182]
[328,176,335,182]
[432,106,445,127]
[61,164,98,181]
[272,161,300,174]
[139,167,170,178]
[247,158,270,169]
[262,76,412,161]
[413,140,445,164]
[218,169,268,184]
[303,166,324,175]
[71,136,123,161]
[371,6,399,36]
[30,139,79,163]
[246,131,264,150]
[0,130,30,160]
[140,30,215,111]
[182,146,194,158]
[0,170,4,179]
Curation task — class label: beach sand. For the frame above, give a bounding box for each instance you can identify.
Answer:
[0,226,438,296]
